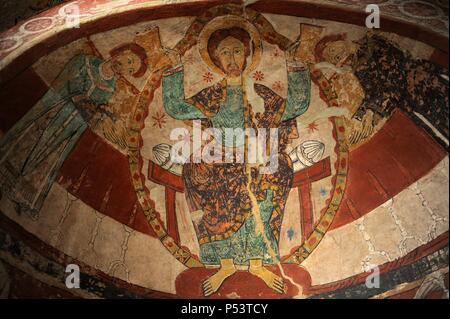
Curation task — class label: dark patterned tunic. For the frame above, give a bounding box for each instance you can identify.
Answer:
[353,35,449,146]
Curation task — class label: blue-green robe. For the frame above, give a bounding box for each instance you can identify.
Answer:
[0,55,116,218]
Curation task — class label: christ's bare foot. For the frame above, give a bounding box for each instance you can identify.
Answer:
[249,259,285,294]
[202,259,236,297]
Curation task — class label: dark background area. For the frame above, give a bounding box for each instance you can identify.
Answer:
[0,0,69,33]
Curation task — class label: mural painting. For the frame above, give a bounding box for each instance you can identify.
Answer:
[0,1,448,299]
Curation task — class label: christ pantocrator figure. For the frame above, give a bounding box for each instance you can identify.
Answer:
[160,17,311,296]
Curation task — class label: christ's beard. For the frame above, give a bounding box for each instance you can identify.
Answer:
[226,64,243,77]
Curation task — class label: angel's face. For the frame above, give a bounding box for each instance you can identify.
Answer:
[111,50,142,77]
[323,40,353,67]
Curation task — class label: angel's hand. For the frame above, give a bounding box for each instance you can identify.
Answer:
[164,48,182,67]
[361,110,374,138]
[348,110,375,145]
[153,48,182,73]
[348,118,362,145]
[286,40,301,63]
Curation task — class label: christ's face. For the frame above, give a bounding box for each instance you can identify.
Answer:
[215,36,246,77]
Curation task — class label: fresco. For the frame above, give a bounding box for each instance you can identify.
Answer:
[0,1,448,299]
